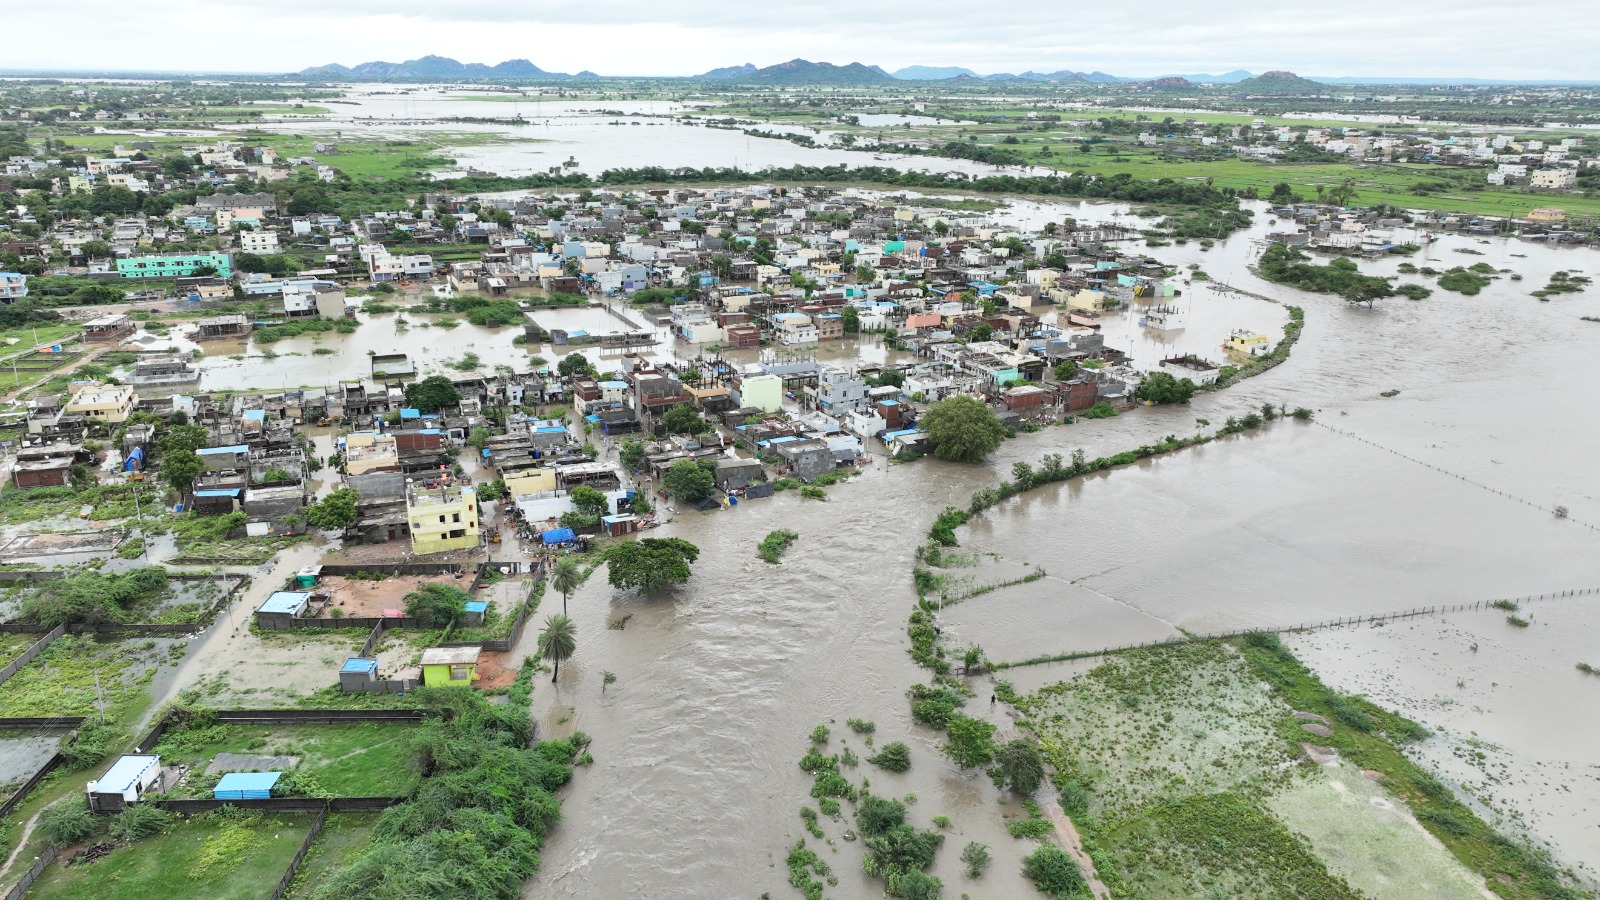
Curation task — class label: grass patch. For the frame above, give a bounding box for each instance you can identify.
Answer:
[27,810,313,900]
[0,634,162,718]
[283,812,381,899]
[151,722,419,797]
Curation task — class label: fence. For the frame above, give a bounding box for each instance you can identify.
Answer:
[136,708,427,754]
[315,563,465,578]
[1316,423,1600,533]
[261,615,425,632]
[271,806,327,900]
[152,796,403,815]
[991,587,1600,671]
[0,753,66,820]
[0,574,248,638]
[0,847,57,900]
[0,625,64,689]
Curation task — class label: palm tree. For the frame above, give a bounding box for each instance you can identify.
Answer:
[551,558,583,616]
[538,614,577,683]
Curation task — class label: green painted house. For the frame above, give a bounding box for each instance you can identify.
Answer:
[419,646,480,688]
[116,251,233,279]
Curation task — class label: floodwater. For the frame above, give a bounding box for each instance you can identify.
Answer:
[527,198,1600,895]
[100,95,1600,891]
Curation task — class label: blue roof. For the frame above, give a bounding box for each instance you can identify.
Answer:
[194,489,241,498]
[198,444,248,455]
[400,408,421,419]
[535,426,567,434]
[463,601,488,613]
[243,409,266,421]
[258,591,311,614]
[340,657,378,674]
[214,771,280,800]
[541,527,577,545]
[599,381,628,389]
[96,755,159,793]
[883,428,922,439]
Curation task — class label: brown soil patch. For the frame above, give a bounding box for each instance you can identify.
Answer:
[472,651,520,690]
[312,573,472,618]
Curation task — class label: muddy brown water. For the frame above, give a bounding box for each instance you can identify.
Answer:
[525,205,1600,896]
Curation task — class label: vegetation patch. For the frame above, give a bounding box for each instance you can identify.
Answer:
[757,529,799,564]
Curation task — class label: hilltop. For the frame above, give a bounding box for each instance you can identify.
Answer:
[696,63,758,80]
[293,55,570,80]
[1231,70,1325,94]
[733,59,897,85]
[892,65,979,80]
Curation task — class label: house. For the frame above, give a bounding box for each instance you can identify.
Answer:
[239,230,279,253]
[86,754,162,812]
[1158,355,1222,386]
[421,646,481,688]
[82,314,135,342]
[116,251,233,279]
[196,444,250,472]
[1224,329,1272,357]
[196,315,251,340]
[714,457,766,490]
[1531,169,1576,190]
[772,437,836,481]
[407,481,479,555]
[12,442,78,488]
[738,373,784,413]
[0,272,26,302]
[65,383,134,424]
[1002,384,1047,410]
[254,590,313,629]
[283,281,347,319]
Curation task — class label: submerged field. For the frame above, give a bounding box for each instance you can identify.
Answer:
[1007,637,1576,900]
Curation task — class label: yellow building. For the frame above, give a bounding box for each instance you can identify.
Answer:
[65,383,134,424]
[408,482,479,555]
[1224,329,1272,357]
[739,374,784,413]
[1067,289,1108,312]
[502,469,557,498]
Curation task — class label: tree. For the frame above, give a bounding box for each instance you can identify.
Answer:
[155,423,210,458]
[80,239,112,259]
[538,614,577,683]
[467,427,490,450]
[857,796,907,836]
[305,487,359,531]
[840,306,860,333]
[919,396,1006,463]
[660,402,708,435]
[38,798,98,846]
[404,375,460,413]
[662,458,714,501]
[1052,360,1078,381]
[1022,845,1086,898]
[604,537,700,594]
[855,263,876,284]
[1327,178,1358,208]
[942,715,997,768]
[403,582,471,627]
[1268,182,1300,205]
[869,367,905,389]
[994,739,1046,794]
[1134,371,1198,405]
[569,485,609,519]
[160,449,205,496]
[966,323,994,342]
[551,557,583,616]
[619,439,647,472]
[557,353,592,379]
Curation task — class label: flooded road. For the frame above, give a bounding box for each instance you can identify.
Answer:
[526,198,1600,895]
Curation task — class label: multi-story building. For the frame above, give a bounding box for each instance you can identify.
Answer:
[239,230,280,253]
[407,482,479,555]
[0,272,27,302]
[65,383,135,424]
[1531,168,1577,190]
[116,252,233,279]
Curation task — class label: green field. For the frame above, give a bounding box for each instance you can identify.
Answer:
[283,812,381,899]
[28,811,314,900]
[0,324,82,358]
[151,722,419,797]
[0,635,163,719]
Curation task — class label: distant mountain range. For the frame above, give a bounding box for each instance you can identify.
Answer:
[293,55,585,80]
[268,56,1600,86]
[695,59,897,85]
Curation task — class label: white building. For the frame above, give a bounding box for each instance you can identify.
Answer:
[239,230,280,253]
[1531,169,1576,190]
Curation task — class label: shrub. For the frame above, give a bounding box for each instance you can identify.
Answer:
[868,741,912,773]
[847,718,876,734]
[1418,807,1472,837]
[39,799,99,846]
[857,795,907,836]
[810,724,830,744]
[108,804,173,843]
[962,841,991,877]
[1022,845,1087,897]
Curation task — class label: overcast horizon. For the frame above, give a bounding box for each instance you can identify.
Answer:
[7,0,1599,81]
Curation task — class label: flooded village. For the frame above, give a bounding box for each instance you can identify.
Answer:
[0,74,1598,900]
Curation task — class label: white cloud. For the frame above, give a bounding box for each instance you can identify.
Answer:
[5,0,1598,79]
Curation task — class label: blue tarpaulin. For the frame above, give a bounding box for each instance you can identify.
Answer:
[214,771,280,800]
[541,528,576,545]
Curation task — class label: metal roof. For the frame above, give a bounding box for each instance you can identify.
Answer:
[420,646,481,666]
[340,657,378,674]
[258,591,312,614]
[93,754,159,794]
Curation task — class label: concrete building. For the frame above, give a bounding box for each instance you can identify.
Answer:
[407,481,479,555]
[0,272,27,302]
[65,383,134,424]
[116,251,233,279]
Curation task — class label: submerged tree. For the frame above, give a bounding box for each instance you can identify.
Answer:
[538,614,578,683]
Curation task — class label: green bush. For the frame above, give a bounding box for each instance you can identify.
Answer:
[857,795,907,836]
[108,804,173,843]
[39,798,99,846]
[1022,845,1087,898]
[868,741,912,773]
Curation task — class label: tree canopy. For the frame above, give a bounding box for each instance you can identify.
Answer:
[1134,371,1198,405]
[662,458,715,502]
[604,537,700,594]
[660,402,708,435]
[556,353,592,379]
[538,614,577,682]
[305,487,360,531]
[403,582,472,627]
[403,375,461,413]
[919,396,1006,463]
[160,449,205,495]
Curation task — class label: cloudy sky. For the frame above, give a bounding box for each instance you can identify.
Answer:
[9,0,1599,80]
